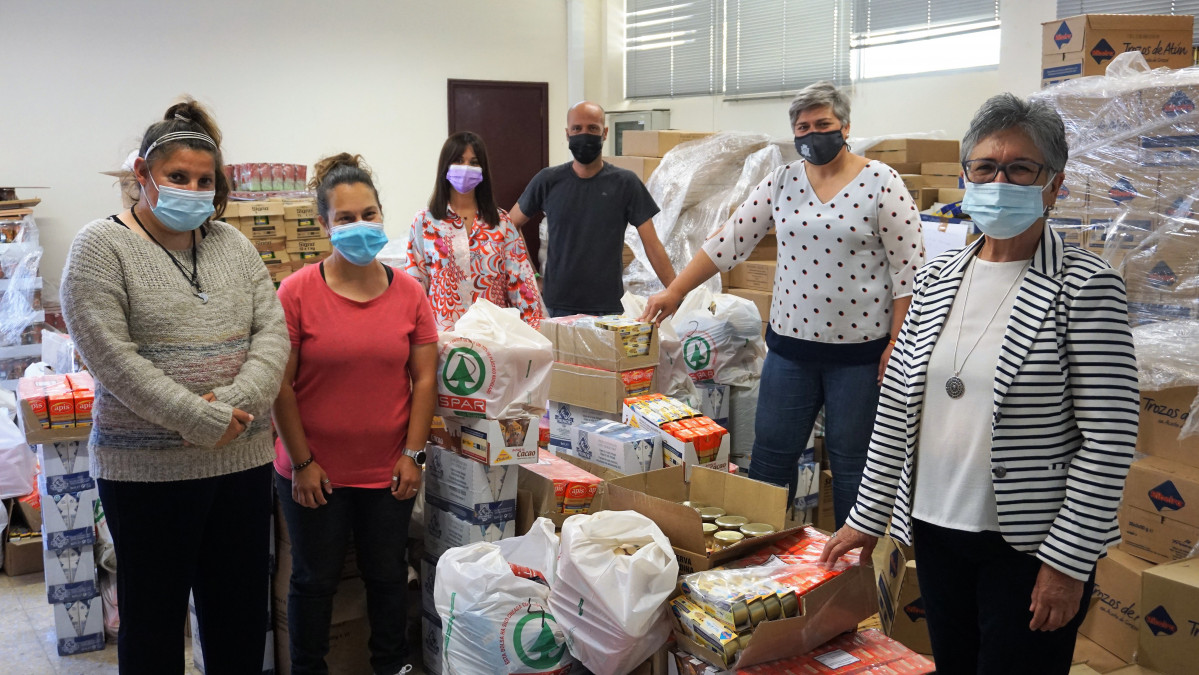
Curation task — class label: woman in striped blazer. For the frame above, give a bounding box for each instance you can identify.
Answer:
[821,94,1139,674]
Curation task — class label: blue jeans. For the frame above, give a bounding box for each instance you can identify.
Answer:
[276,475,415,675]
[748,351,880,530]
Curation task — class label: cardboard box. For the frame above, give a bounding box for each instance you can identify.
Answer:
[422,612,443,675]
[517,450,606,528]
[424,444,518,525]
[549,363,657,415]
[1123,457,1199,528]
[1118,505,1198,564]
[920,162,961,177]
[43,545,97,604]
[282,201,317,222]
[1080,547,1154,664]
[907,187,939,211]
[39,481,97,551]
[569,420,662,474]
[52,595,105,655]
[901,174,960,190]
[604,465,790,573]
[815,469,835,534]
[539,316,660,372]
[285,221,326,241]
[673,564,877,669]
[4,499,42,576]
[430,415,539,467]
[1139,557,1199,675]
[1055,175,1088,212]
[1050,215,1091,248]
[546,400,619,453]
[748,233,777,262]
[420,554,438,616]
[239,201,287,239]
[1073,634,1131,673]
[251,236,290,260]
[695,382,730,427]
[38,440,90,489]
[1136,387,1199,469]
[622,401,730,479]
[1041,15,1194,87]
[621,130,714,158]
[705,628,933,674]
[604,155,661,182]
[872,537,932,655]
[285,237,333,255]
[725,288,771,322]
[727,261,776,293]
[936,187,966,204]
[863,139,960,164]
[424,500,514,559]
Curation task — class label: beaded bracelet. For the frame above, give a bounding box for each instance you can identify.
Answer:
[292,456,315,472]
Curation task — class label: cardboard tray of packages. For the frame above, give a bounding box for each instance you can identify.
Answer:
[604,465,791,573]
[539,317,660,372]
[19,398,90,445]
[674,562,877,669]
[517,452,620,530]
[622,402,730,479]
[429,415,539,467]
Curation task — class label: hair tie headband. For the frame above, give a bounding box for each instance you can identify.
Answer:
[142,130,217,159]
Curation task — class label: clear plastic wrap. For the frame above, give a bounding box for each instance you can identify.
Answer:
[624,133,796,297]
[1031,54,1199,439]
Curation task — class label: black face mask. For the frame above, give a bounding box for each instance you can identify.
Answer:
[568,133,604,165]
[795,129,846,166]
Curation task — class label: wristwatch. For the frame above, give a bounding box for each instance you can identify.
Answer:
[403,447,427,466]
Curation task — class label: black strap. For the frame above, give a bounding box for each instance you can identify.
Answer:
[319,262,393,285]
[129,207,202,294]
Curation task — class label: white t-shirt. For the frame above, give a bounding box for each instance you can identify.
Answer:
[701,160,924,344]
[912,256,1030,532]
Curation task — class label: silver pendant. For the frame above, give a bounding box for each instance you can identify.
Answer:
[946,376,965,399]
[195,291,209,304]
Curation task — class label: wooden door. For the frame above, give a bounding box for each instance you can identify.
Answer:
[447,79,549,271]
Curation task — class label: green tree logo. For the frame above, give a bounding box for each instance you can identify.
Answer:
[512,611,567,669]
[441,347,486,396]
[684,335,712,370]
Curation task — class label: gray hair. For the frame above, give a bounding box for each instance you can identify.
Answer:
[789,81,851,128]
[961,93,1068,172]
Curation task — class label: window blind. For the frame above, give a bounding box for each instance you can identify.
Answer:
[725,0,851,97]
[625,0,723,98]
[852,0,1000,41]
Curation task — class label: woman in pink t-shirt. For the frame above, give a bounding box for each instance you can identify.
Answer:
[272,153,438,675]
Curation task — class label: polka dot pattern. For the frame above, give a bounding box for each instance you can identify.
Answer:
[701,160,925,343]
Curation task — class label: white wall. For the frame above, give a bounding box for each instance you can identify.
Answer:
[588,0,1057,143]
[0,0,570,294]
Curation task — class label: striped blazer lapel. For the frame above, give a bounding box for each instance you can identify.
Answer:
[905,238,984,419]
[992,224,1066,415]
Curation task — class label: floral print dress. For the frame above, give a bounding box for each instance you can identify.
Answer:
[404,206,545,330]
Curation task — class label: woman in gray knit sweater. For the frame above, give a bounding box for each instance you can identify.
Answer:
[60,99,290,674]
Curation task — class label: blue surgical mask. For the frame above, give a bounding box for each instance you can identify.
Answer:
[330,221,388,266]
[147,175,215,232]
[961,179,1053,240]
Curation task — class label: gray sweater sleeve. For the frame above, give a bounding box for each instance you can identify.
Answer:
[211,239,289,417]
[60,226,234,447]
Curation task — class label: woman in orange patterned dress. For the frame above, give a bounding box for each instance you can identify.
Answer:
[405,131,545,330]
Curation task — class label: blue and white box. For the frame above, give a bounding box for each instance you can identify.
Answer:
[53,595,105,656]
[420,554,438,616]
[696,382,730,428]
[570,420,662,474]
[548,400,619,453]
[424,501,514,560]
[43,545,98,604]
[39,483,97,551]
[38,441,95,496]
[424,445,517,525]
[422,611,443,675]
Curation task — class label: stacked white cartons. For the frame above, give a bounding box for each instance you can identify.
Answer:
[37,440,104,656]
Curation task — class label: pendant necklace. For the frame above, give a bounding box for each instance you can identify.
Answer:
[131,207,208,303]
[946,257,1029,399]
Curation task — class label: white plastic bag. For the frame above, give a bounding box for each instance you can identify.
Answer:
[436,299,554,419]
[670,288,765,387]
[620,292,700,408]
[435,518,579,675]
[728,380,759,466]
[549,511,678,675]
[0,414,35,499]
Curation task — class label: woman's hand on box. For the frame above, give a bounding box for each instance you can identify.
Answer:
[819,524,877,566]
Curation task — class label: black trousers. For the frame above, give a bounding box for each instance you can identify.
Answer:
[98,463,272,675]
[911,519,1094,675]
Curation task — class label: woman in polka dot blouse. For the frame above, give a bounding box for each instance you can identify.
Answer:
[644,81,924,528]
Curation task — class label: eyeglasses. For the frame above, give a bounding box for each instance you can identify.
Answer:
[961,159,1046,186]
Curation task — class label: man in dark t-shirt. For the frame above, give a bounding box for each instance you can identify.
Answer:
[511,101,676,316]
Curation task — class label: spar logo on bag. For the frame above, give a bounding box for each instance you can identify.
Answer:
[499,602,570,671]
[683,333,716,382]
[1090,38,1116,65]
[438,341,495,415]
[1053,21,1072,49]
[1148,480,1186,512]
[1145,605,1178,636]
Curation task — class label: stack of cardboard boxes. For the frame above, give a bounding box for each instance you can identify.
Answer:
[609,130,715,183]
[862,139,964,212]
[16,374,105,656]
[1040,14,1194,89]
[223,197,331,287]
